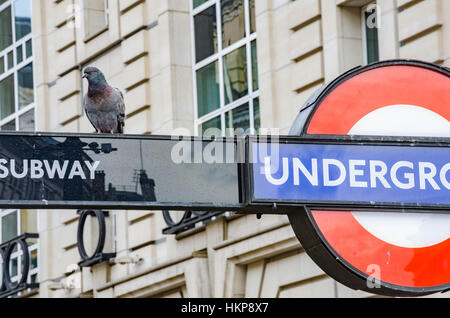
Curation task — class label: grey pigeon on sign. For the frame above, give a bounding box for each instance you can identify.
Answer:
[82,67,125,134]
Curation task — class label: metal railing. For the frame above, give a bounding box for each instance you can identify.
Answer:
[0,233,39,298]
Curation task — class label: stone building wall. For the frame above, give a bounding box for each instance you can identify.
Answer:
[26,0,450,298]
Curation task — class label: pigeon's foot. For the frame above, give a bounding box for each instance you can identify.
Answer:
[110,129,114,134]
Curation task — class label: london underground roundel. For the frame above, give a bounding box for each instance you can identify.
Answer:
[288,60,450,297]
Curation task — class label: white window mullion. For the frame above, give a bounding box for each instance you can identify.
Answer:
[197,91,259,125]
[221,113,226,137]
[192,0,216,15]
[193,52,219,73]
[0,1,11,13]
[245,0,255,133]
[216,0,225,136]
[11,0,16,61]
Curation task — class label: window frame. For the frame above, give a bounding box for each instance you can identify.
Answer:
[361,2,380,65]
[191,0,259,136]
[0,0,36,132]
[0,0,38,296]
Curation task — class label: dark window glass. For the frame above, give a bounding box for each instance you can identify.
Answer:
[249,0,256,34]
[223,45,247,105]
[14,0,32,41]
[2,212,18,243]
[0,56,4,74]
[16,45,23,64]
[7,50,13,69]
[251,40,258,91]
[193,0,209,9]
[364,10,379,64]
[194,5,218,63]
[253,97,260,132]
[11,257,18,276]
[25,39,32,57]
[201,116,221,136]
[221,0,245,48]
[2,119,16,130]
[0,74,15,119]
[0,6,12,52]
[196,61,220,117]
[18,62,34,109]
[19,109,34,131]
[226,103,250,136]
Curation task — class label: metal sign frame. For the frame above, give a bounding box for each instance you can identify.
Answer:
[0,131,447,214]
[0,131,247,211]
[245,134,450,213]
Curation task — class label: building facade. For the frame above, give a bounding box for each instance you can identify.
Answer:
[0,0,448,297]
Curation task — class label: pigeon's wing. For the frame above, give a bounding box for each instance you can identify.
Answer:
[83,95,99,133]
[114,88,125,134]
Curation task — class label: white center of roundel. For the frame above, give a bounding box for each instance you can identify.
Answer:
[348,104,450,248]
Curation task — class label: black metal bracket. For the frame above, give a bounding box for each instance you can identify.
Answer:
[162,210,226,235]
[77,210,116,267]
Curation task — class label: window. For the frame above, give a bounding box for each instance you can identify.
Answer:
[0,210,39,289]
[83,0,109,40]
[0,0,35,132]
[362,3,380,64]
[192,0,259,137]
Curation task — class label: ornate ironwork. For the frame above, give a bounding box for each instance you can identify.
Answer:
[0,233,39,298]
[162,210,226,235]
[77,210,115,267]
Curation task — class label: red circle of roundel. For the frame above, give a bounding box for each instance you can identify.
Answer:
[306,64,450,289]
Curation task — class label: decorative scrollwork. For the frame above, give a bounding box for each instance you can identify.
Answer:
[162,210,225,235]
[0,233,39,298]
[77,210,115,267]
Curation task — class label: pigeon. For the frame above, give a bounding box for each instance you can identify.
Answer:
[82,67,125,134]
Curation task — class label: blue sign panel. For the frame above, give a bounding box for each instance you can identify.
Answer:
[251,142,450,207]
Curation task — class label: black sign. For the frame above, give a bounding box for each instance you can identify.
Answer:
[0,133,242,210]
